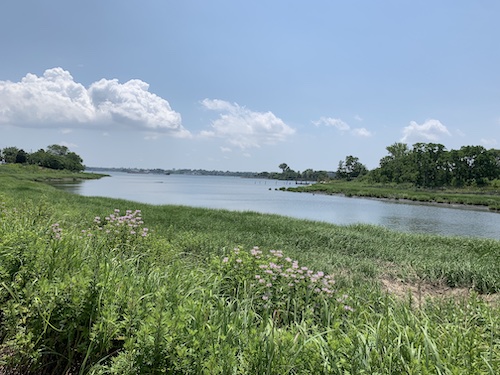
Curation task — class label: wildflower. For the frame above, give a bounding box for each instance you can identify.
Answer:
[51,223,62,240]
[236,258,242,263]
[262,295,269,301]
[222,257,229,263]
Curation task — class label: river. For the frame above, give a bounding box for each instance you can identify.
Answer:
[51,172,500,240]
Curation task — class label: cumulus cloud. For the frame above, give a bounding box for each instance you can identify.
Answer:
[0,67,190,137]
[200,99,295,149]
[351,127,372,137]
[313,116,372,137]
[313,117,350,131]
[401,119,451,143]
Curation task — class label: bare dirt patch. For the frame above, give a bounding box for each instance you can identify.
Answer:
[380,277,499,308]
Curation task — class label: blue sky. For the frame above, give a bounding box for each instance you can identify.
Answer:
[1,1,499,172]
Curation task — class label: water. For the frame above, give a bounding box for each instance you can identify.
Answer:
[51,172,500,240]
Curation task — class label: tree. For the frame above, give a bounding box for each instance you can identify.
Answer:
[64,152,85,172]
[278,163,290,173]
[2,147,20,164]
[15,149,28,164]
[378,142,412,183]
[411,143,448,187]
[336,155,368,180]
[47,144,69,156]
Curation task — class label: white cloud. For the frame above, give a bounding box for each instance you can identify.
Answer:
[313,116,372,137]
[313,117,350,131]
[0,67,190,138]
[220,146,232,153]
[354,115,363,122]
[351,127,372,137]
[401,119,451,143]
[200,99,295,149]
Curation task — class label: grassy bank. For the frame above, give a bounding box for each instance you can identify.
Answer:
[288,180,500,211]
[0,176,499,374]
[0,164,107,181]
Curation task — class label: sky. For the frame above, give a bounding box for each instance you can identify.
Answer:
[1,1,499,172]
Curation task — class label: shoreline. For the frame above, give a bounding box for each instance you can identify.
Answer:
[292,189,498,213]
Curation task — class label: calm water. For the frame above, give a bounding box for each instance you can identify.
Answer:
[51,172,500,240]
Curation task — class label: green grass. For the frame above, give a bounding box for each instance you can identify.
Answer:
[0,163,106,181]
[0,175,499,374]
[288,180,500,211]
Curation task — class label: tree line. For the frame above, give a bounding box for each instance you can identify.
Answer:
[278,142,500,187]
[0,145,85,172]
[368,142,500,187]
[256,163,332,181]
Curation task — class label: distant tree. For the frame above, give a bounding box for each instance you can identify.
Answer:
[28,149,48,167]
[2,147,20,164]
[278,163,290,173]
[47,144,69,156]
[336,155,368,180]
[15,149,28,164]
[411,143,448,187]
[64,152,85,172]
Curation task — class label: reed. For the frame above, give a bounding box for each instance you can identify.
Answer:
[0,176,498,374]
[289,179,500,211]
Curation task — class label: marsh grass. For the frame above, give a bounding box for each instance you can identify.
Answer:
[290,179,500,211]
[0,177,499,374]
[0,164,106,181]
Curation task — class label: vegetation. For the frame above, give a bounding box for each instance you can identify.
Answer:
[0,164,106,181]
[0,173,499,374]
[336,155,368,180]
[256,163,331,181]
[289,179,500,211]
[367,142,500,188]
[1,144,85,172]
[286,142,500,211]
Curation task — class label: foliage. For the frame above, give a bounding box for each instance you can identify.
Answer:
[1,144,85,172]
[0,163,105,181]
[370,142,500,188]
[289,178,500,211]
[336,155,368,180]
[256,164,330,181]
[213,246,352,325]
[0,175,499,374]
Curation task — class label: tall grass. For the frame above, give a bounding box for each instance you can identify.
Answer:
[0,177,499,374]
[289,179,500,211]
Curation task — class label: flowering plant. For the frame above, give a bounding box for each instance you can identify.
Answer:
[80,209,150,250]
[215,246,353,324]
